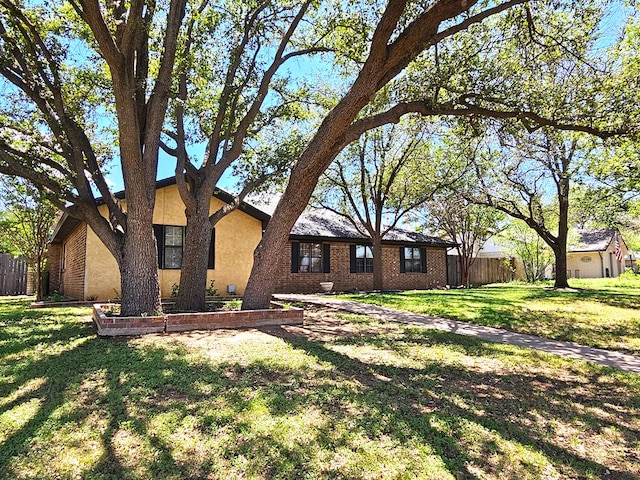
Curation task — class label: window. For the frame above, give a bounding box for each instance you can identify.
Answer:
[291,242,330,273]
[350,244,373,273]
[400,246,426,273]
[300,243,323,273]
[164,226,184,269]
[154,225,215,270]
[404,247,422,273]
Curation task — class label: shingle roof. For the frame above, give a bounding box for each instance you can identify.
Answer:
[290,209,455,247]
[570,229,616,252]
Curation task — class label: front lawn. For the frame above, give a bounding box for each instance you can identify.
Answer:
[339,276,640,354]
[0,296,639,479]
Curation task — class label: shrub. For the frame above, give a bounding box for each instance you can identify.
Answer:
[206,279,217,297]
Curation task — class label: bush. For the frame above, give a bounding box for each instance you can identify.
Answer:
[44,291,65,302]
[206,279,217,297]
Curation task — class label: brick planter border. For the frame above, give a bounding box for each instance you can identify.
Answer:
[93,304,165,336]
[32,300,98,308]
[93,302,303,336]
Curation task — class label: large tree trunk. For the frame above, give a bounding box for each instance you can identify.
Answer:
[372,236,384,291]
[175,209,213,312]
[242,0,477,309]
[119,202,161,316]
[243,111,371,310]
[243,191,303,310]
[553,246,569,288]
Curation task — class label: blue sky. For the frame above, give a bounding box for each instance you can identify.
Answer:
[101,0,633,195]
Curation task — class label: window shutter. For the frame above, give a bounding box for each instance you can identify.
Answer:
[291,242,299,273]
[323,244,331,273]
[153,225,164,269]
[208,228,215,269]
[349,244,357,273]
[420,247,427,273]
[399,247,406,273]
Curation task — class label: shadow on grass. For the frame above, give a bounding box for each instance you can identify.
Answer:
[1,295,638,479]
[264,323,639,480]
[346,286,640,353]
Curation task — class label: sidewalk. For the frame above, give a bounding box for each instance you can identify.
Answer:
[275,294,640,374]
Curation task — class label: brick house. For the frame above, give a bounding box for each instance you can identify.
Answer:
[273,209,455,293]
[48,180,454,300]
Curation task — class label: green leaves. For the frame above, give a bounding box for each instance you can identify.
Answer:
[0,175,58,298]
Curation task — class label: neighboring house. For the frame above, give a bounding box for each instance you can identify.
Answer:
[48,178,269,300]
[470,229,631,280]
[48,182,454,300]
[273,209,455,293]
[566,229,628,279]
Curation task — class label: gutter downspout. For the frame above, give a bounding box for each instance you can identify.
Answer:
[598,251,604,278]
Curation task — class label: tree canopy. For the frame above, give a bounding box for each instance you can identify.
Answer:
[0,175,58,300]
[243,0,639,307]
[0,0,186,314]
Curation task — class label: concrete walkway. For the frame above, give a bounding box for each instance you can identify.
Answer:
[275,294,640,374]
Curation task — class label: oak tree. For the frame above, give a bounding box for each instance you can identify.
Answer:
[243,0,629,308]
[0,0,186,314]
[161,0,329,311]
[313,120,462,290]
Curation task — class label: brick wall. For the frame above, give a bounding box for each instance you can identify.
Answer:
[274,241,448,293]
[61,223,87,300]
[47,243,62,293]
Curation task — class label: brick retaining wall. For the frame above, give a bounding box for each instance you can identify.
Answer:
[93,303,303,336]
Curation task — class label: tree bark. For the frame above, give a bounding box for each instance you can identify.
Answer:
[553,175,570,288]
[119,205,161,316]
[174,209,213,312]
[553,245,569,288]
[372,236,384,291]
[460,255,470,288]
[35,263,42,302]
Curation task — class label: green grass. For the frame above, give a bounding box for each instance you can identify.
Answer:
[338,276,640,354]
[0,296,639,479]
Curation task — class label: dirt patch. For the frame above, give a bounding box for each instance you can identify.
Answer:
[132,306,370,350]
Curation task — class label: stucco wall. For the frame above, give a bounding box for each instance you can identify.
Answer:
[566,252,604,278]
[274,242,447,294]
[567,247,625,279]
[82,184,264,300]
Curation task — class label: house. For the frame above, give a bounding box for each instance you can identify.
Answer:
[272,209,455,293]
[566,229,628,279]
[47,180,454,300]
[48,178,269,300]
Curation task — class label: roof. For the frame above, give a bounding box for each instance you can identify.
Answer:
[50,178,453,248]
[290,209,455,247]
[570,229,617,252]
[50,177,270,244]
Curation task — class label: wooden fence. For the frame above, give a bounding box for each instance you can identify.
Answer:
[447,256,515,287]
[0,254,28,296]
